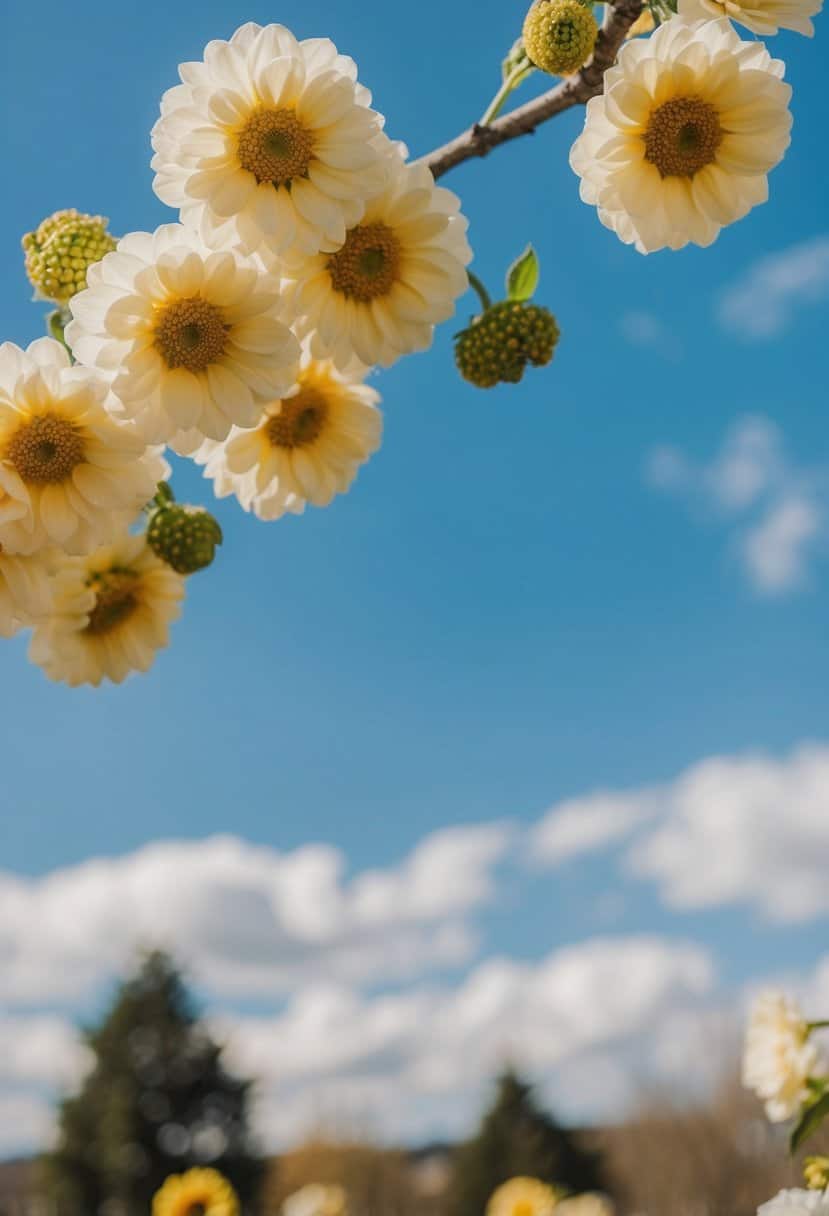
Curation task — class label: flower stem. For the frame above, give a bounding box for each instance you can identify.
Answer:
[467,272,493,312]
[480,61,534,126]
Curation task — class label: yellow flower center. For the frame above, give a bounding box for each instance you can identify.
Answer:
[154,297,229,373]
[644,95,723,178]
[236,106,314,186]
[265,386,329,449]
[327,223,402,303]
[84,570,140,637]
[5,413,85,484]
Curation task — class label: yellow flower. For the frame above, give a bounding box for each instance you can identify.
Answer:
[678,0,821,36]
[282,1184,348,1216]
[152,1170,239,1216]
[66,223,300,444]
[190,342,382,520]
[523,0,599,76]
[0,547,52,637]
[29,534,185,687]
[0,338,167,557]
[625,8,656,36]
[487,1177,562,1216]
[282,146,472,369]
[569,17,792,253]
[22,208,116,305]
[151,22,390,259]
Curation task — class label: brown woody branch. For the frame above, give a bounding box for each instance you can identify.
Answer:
[420,0,644,180]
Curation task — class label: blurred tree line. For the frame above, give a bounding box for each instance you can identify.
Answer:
[36,951,820,1216]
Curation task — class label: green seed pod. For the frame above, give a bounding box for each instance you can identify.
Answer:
[455,301,560,389]
[523,0,598,76]
[147,504,223,575]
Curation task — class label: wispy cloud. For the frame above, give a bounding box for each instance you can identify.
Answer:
[646,415,827,594]
[619,310,683,358]
[719,236,829,338]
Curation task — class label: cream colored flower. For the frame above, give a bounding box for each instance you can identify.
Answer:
[282,151,472,369]
[0,339,167,557]
[191,344,381,519]
[678,0,821,36]
[487,1178,562,1216]
[151,22,389,259]
[282,1185,348,1216]
[742,992,821,1122]
[557,1196,615,1216]
[570,18,792,254]
[66,223,300,444]
[0,547,52,637]
[758,1192,829,1216]
[29,534,185,687]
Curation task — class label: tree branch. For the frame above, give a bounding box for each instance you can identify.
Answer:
[419,0,644,181]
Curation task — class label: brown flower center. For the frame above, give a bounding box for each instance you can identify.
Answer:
[236,106,314,186]
[154,297,229,373]
[6,413,85,484]
[327,223,402,303]
[265,386,329,449]
[84,570,140,637]
[644,95,723,179]
[186,1204,207,1216]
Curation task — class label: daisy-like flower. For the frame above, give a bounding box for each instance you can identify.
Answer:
[29,534,185,687]
[66,223,300,444]
[283,1185,348,1216]
[742,991,822,1122]
[0,547,52,637]
[151,22,389,259]
[282,151,472,369]
[0,339,167,557]
[152,1171,239,1216]
[678,0,821,36]
[487,1178,562,1216]
[758,1193,829,1216]
[569,17,792,253]
[191,343,382,520]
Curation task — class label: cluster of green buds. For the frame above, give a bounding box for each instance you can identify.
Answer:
[455,247,560,389]
[523,0,599,76]
[146,483,223,576]
[22,208,117,305]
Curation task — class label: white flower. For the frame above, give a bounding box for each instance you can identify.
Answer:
[758,1192,829,1216]
[282,1186,347,1216]
[190,342,381,519]
[0,338,167,556]
[282,150,472,369]
[151,22,389,259]
[570,18,792,253]
[0,548,52,637]
[743,992,820,1122]
[66,223,300,444]
[678,0,821,36]
[29,534,185,687]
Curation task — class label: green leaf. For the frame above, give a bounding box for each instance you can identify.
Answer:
[791,1092,829,1154]
[506,245,540,302]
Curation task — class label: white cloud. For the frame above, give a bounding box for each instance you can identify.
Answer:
[215,935,715,1145]
[530,793,656,866]
[0,1015,91,1088]
[619,311,682,358]
[0,1092,59,1157]
[646,416,827,594]
[532,743,829,924]
[0,824,512,1007]
[719,236,829,338]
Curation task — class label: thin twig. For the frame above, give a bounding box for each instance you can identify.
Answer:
[419,0,644,180]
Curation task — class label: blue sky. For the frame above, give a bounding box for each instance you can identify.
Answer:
[0,0,828,1158]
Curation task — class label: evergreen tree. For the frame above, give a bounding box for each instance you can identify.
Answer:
[43,951,263,1216]
[446,1069,608,1216]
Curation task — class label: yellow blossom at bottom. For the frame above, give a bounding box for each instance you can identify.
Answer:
[29,534,185,687]
[152,1169,239,1216]
[487,1177,563,1216]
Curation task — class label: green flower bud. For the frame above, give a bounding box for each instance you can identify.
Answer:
[22,209,116,305]
[147,503,223,575]
[455,301,560,389]
[523,0,598,76]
